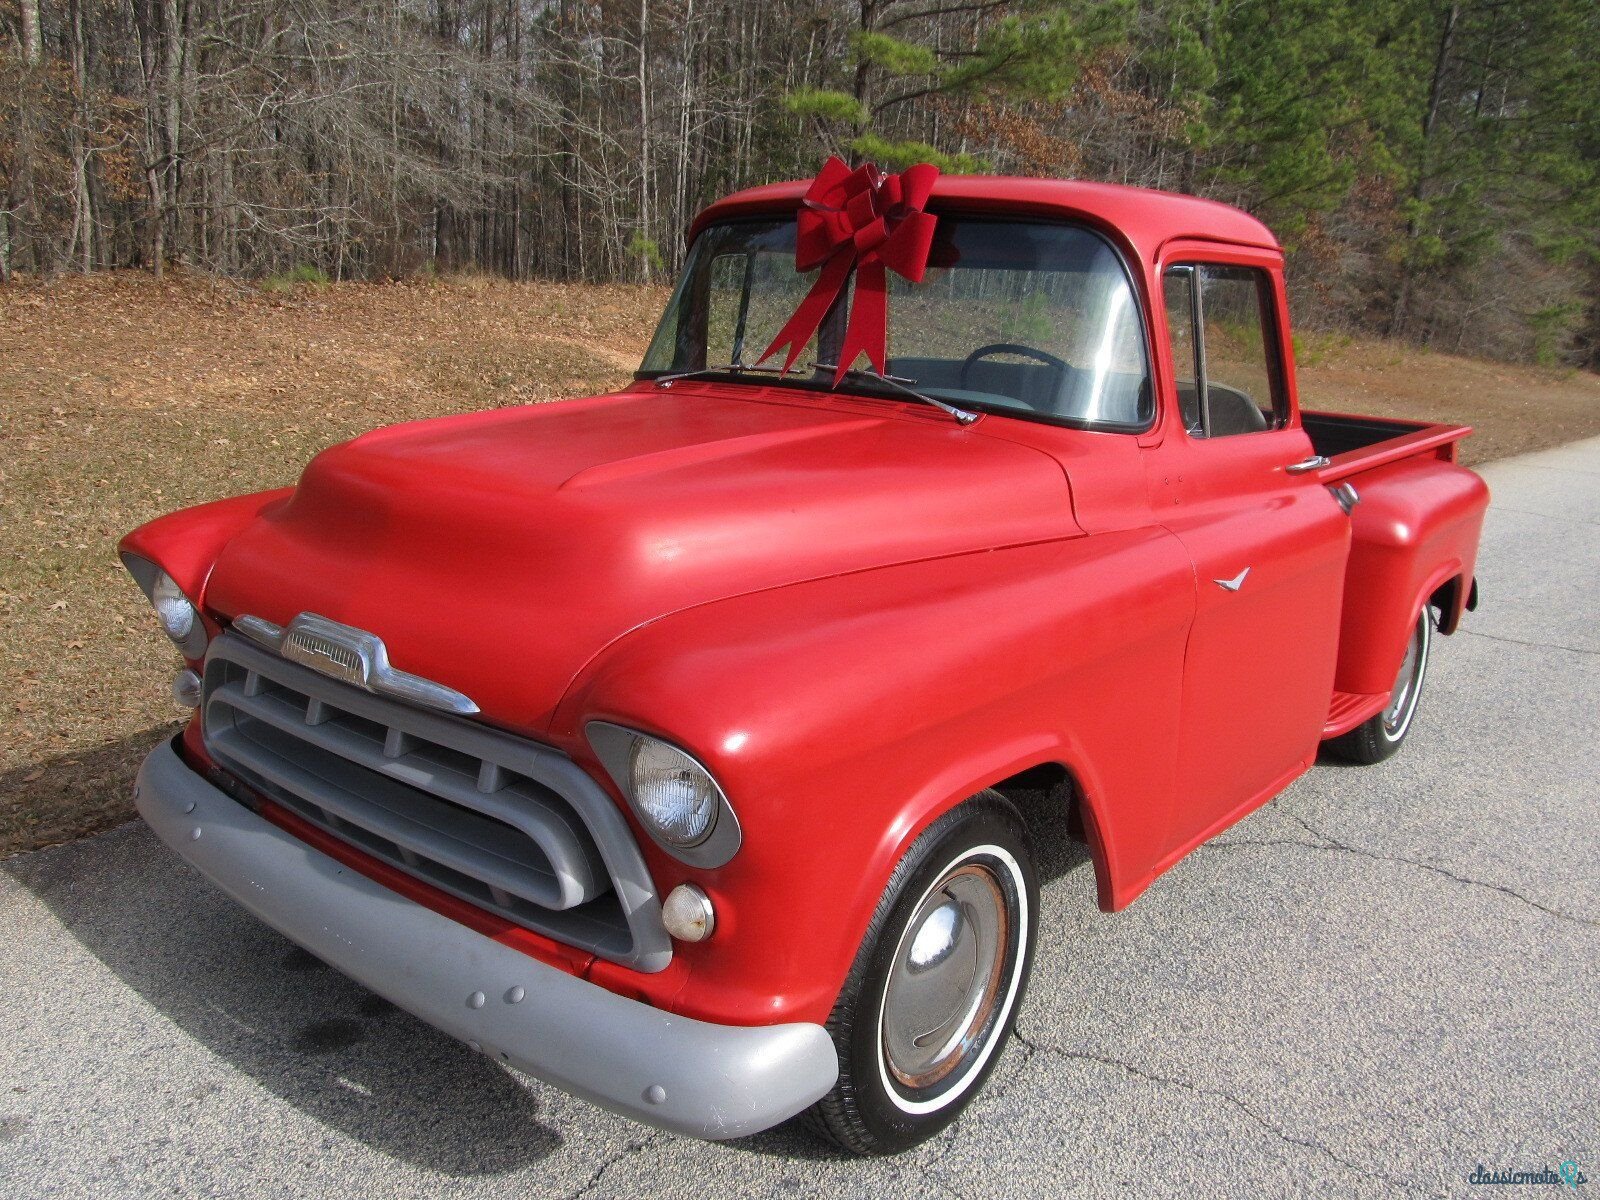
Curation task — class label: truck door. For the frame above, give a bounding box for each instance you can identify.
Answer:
[1146,251,1350,855]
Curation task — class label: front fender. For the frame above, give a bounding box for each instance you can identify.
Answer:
[119,488,294,608]
[118,489,294,665]
[552,527,1194,1026]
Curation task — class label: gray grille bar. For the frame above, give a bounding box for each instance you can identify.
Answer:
[201,632,670,971]
[210,680,602,907]
[211,719,579,909]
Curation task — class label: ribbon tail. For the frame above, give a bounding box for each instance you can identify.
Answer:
[756,252,852,374]
[837,259,889,381]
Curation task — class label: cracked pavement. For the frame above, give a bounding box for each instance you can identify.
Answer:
[2,437,1596,1198]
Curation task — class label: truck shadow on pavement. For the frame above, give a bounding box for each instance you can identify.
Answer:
[4,752,1097,1171]
[4,813,564,1175]
[0,727,183,858]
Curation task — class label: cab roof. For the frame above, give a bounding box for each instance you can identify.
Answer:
[689,174,1280,263]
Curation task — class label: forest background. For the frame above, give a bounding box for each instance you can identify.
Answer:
[2,0,1597,365]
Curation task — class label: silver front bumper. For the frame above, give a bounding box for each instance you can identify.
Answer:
[134,740,837,1139]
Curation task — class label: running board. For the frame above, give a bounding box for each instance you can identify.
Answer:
[1323,690,1388,738]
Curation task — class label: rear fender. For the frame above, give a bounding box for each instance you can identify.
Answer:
[1333,459,1487,695]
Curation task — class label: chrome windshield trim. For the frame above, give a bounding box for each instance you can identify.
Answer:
[231,613,480,716]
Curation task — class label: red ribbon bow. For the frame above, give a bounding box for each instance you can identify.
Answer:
[757,156,940,382]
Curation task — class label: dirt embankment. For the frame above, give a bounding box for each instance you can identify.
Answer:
[3,273,1597,856]
[1291,333,1600,464]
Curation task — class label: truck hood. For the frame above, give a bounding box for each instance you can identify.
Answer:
[205,385,1079,734]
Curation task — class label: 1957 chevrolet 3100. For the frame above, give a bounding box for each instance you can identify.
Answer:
[121,164,1488,1154]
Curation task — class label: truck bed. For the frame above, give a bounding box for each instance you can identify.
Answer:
[1302,411,1472,482]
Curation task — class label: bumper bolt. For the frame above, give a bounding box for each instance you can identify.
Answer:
[645,1085,667,1106]
[468,991,486,1009]
[506,986,525,1005]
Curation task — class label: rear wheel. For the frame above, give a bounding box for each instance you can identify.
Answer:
[1327,604,1433,764]
[803,793,1037,1155]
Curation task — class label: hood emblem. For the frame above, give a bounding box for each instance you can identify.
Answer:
[232,612,479,716]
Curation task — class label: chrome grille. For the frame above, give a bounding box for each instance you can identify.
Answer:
[200,632,670,971]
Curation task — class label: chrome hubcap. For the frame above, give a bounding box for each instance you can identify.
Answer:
[1383,612,1429,736]
[882,864,1009,1090]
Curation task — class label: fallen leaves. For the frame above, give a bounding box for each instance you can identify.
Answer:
[1,271,665,856]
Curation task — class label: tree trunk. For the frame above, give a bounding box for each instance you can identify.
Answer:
[851,0,876,157]
[1390,2,1460,339]
[131,0,166,278]
[21,0,43,66]
[69,0,95,272]
[162,0,185,267]
[673,0,695,270]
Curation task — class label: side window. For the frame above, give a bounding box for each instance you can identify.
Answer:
[1198,265,1281,433]
[1163,263,1285,438]
[1163,269,1201,432]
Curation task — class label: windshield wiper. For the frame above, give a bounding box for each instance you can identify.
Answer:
[652,360,980,426]
[650,361,788,385]
[813,363,979,426]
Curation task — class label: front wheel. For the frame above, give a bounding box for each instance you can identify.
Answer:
[804,793,1037,1155]
[1326,604,1433,764]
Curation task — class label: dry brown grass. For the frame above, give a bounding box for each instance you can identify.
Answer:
[2,272,664,856]
[1292,331,1600,465]
[3,273,1597,857]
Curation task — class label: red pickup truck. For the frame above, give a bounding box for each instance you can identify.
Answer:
[121,170,1488,1154]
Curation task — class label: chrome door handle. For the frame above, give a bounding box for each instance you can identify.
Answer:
[1286,455,1330,474]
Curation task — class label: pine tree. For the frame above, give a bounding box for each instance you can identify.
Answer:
[782,0,1131,170]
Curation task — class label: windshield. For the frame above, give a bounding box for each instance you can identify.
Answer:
[639,216,1152,430]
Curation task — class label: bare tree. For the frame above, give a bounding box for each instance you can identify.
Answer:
[0,0,1591,366]
[20,0,41,65]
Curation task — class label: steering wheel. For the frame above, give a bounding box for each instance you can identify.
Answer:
[959,343,1070,393]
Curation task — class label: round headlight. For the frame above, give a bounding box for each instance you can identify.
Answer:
[151,571,197,642]
[630,737,718,848]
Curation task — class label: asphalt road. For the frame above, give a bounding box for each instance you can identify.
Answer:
[3,438,1596,1199]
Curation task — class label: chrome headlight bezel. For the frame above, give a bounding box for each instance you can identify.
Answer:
[121,552,209,660]
[586,722,742,868]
